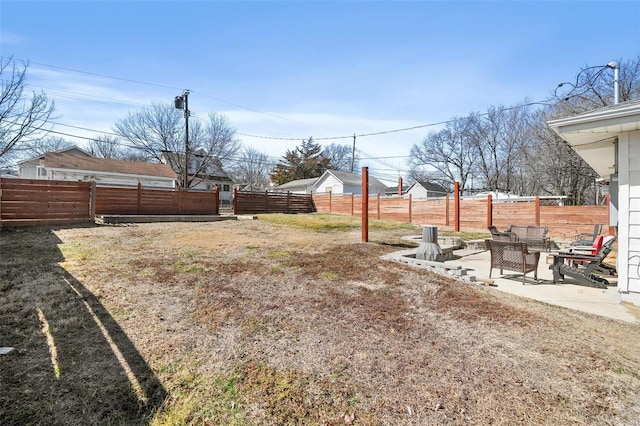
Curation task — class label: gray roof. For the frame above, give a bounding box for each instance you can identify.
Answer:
[322,170,387,188]
[275,177,318,190]
[413,180,449,194]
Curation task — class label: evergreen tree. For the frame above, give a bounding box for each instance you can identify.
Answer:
[270,138,331,185]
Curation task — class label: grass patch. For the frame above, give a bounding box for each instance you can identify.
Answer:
[258,213,417,232]
[4,223,640,425]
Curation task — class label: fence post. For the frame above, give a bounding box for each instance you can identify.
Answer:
[215,186,220,215]
[377,193,381,219]
[137,182,142,214]
[445,193,450,226]
[408,194,412,223]
[287,191,291,214]
[177,188,183,215]
[487,194,493,228]
[351,193,354,216]
[454,181,460,232]
[329,189,332,214]
[535,196,540,226]
[604,194,617,236]
[90,180,96,223]
[362,167,369,242]
[233,187,238,215]
[264,190,268,213]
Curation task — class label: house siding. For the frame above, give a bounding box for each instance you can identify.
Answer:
[315,175,343,194]
[48,169,175,189]
[408,185,428,199]
[618,131,640,303]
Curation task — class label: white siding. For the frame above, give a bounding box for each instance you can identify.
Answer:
[620,131,640,301]
[408,185,428,199]
[314,175,344,194]
[49,169,175,189]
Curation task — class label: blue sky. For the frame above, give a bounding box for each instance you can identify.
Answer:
[1,1,639,182]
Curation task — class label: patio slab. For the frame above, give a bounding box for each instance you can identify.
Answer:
[384,242,637,324]
[443,248,638,324]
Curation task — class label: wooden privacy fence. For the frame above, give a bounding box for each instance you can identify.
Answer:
[95,183,219,215]
[0,178,220,227]
[0,178,94,226]
[313,192,611,239]
[234,189,315,215]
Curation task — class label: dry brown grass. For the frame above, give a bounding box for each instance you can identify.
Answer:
[2,217,640,425]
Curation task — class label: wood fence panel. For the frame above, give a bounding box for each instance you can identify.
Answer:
[138,188,179,215]
[378,197,410,222]
[541,205,609,239]
[0,178,92,226]
[410,198,448,226]
[180,191,218,215]
[235,192,314,215]
[95,187,138,214]
[459,199,489,230]
[493,202,538,230]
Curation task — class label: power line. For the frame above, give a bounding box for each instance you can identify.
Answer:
[15,57,351,135]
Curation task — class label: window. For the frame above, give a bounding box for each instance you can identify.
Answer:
[223,184,230,192]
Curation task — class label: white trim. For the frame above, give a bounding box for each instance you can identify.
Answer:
[45,166,175,182]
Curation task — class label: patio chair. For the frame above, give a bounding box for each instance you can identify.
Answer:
[486,239,540,284]
[488,226,516,242]
[549,236,617,288]
[570,224,603,247]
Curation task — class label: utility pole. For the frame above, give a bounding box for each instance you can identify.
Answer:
[174,90,190,189]
[350,134,356,173]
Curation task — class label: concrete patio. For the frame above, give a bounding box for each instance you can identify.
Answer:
[384,240,639,324]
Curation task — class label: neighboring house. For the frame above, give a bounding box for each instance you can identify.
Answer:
[274,177,319,194]
[161,151,235,203]
[405,180,449,199]
[548,99,640,305]
[19,149,177,189]
[18,146,94,179]
[385,185,409,196]
[312,169,387,195]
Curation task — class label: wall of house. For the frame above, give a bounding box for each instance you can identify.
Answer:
[314,175,344,194]
[19,160,42,179]
[48,169,175,189]
[408,185,428,199]
[618,131,640,305]
[190,179,233,202]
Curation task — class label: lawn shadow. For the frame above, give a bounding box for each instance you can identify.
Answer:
[0,227,166,425]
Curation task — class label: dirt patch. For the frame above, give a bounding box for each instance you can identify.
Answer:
[2,220,640,425]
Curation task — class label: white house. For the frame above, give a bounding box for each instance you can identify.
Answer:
[405,180,449,199]
[312,170,387,195]
[548,99,640,305]
[274,177,318,194]
[18,147,177,189]
[160,151,235,203]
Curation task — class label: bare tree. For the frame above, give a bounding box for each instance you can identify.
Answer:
[322,143,358,172]
[114,104,240,188]
[88,135,129,159]
[553,55,640,115]
[0,57,55,166]
[409,117,476,192]
[466,103,535,193]
[22,136,74,157]
[229,146,272,191]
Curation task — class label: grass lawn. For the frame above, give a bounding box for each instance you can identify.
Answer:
[1,213,639,425]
